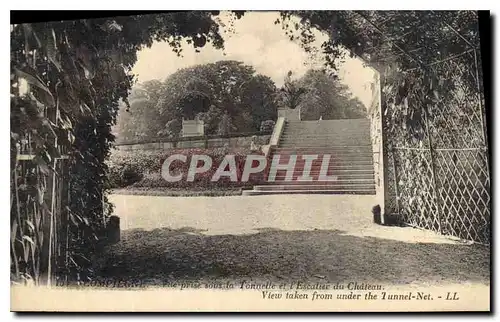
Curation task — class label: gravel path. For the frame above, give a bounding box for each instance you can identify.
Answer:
[94,194,490,288]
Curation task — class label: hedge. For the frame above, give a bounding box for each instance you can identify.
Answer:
[107,147,268,190]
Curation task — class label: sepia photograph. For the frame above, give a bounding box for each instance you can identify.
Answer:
[9,10,491,312]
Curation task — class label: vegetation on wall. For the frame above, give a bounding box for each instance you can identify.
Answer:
[278,11,482,142]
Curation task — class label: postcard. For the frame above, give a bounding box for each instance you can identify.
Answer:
[10,10,491,312]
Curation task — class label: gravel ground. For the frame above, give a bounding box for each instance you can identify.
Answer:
[94,194,490,288]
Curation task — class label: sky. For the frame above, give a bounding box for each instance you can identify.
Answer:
[132,11,376,108]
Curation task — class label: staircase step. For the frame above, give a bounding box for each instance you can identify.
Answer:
[268,164,375,171]
[273,146,373,150]
[269,170,375,175]
[271,150,374,155]
[270,156,374,163]
[268,162,375,168]
[285,119,370,122]
[275,146,373,149]
[251,118,375,196]
[270,169,374,179]
[280,136,371,139]
[261,181,375,186]
[269,174,375,180]
[281,132,371,135]
[242,189,376,196]
[279,145,371,149]
[254,183,375,190]
[280,131,371,135]
[280,139,371,143]
[279,142,372,147]
[272,148,373,154]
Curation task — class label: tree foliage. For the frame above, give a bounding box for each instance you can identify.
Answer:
[278,11,482,142]
[10,11,245,284]
[115,60,279,141]
[297,69,366,120]
[276,71,308,110]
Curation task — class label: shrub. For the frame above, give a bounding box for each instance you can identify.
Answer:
[260,120,276,132]
[107,147,268,190]
[121,164,143,186]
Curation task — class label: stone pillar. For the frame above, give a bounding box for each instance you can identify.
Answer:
[277,106,301,121]
[107,215,120,244]
[368,71,389,225]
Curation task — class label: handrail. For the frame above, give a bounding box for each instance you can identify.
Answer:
[263,117,286,158]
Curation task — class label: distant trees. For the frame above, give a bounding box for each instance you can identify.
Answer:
[297,69,367,120]
[114,63,368,143]
[114,60,279,141]
[114,80,166,142]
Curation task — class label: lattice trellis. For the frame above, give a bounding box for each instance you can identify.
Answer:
[384,51,490,244]
[360,11,490,244]
[435,149,490,242]
[385,47,489,244]
[392,148,440,231]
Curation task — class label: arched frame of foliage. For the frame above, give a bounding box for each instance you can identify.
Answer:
[10,10,485,284]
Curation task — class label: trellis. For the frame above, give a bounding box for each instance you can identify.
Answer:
[357,11,490,244]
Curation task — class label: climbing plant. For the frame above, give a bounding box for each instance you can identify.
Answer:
[10,11,245,284]
[278,10,482,142]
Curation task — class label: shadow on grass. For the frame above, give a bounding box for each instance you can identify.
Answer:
[93,227,490,286]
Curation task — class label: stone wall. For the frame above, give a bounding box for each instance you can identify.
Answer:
[116,134,271,152]
[367,72,386,217]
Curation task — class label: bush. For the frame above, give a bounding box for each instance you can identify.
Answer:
[107,147,268,190]
[121,164,143,186]
[260,120,276,132]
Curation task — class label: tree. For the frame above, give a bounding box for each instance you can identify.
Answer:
[238,74,279,131]
[114,80,167,142]
[217,111,236,135]
[115,60,279,140]
[276,70,308,109]
[197,105,224,134]
[163,119,182,138]
[297,69,366,120]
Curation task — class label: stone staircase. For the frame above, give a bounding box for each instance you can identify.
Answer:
[242,119,376,195]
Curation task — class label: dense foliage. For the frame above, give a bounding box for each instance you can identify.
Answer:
[108,148,266,189]
[115,63,369,143]
[278,11,482,142]
[295,69,366,120]
[10,11,244,284]
[114,60,279,142]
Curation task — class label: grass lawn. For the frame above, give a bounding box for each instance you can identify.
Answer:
[111,187,243,197]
